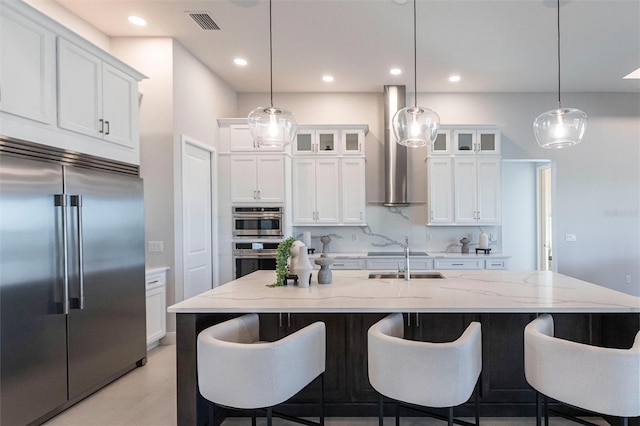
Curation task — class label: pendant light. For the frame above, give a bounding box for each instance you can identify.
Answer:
[248,0,297,148]
[392,0,440,148]
[533,0,587,149]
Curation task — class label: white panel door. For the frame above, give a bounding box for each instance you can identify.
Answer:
[341,158,366,224]
[256,156,284,202]
[315,158,340,223]
[0,6,56,124]
[230,156,258,202]
[292,158,317,224]
[102,63,136,148]
[183,142,213,298]
[427,158,454,224]
[57,38,102,138]
[454,158,478,223]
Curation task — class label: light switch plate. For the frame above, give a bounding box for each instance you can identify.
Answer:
[565,234,577,242]
[148,241,164,252]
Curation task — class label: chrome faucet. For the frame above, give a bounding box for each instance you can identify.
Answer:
[403,236,410,281]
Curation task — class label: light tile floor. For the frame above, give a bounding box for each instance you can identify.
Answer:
[44,344,608,426]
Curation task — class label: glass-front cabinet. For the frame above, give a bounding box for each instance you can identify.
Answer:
[453,128,500,155]
[342,129,365,155]
[428,130,451,156]
[293,130,339,155]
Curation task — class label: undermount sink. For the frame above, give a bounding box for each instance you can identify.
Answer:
[368,272,445,279]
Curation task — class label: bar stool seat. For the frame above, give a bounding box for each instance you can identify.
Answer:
[368,313,482,426]
[524,313,640,426]
[197,313,326,425]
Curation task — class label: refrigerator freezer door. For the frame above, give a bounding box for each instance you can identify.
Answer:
[0,156,68,426]
[64,166,146,399]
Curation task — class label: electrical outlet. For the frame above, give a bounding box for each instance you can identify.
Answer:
[148,241,164,252]
[565,234,577,242]
[625,275,632,285]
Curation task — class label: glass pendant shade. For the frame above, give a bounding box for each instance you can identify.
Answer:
[248,106,297,147]
[392,106,440,148]
[533,107,587,149]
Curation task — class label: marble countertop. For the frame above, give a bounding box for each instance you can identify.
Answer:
[168,270,640,314]
[310,252,510,259]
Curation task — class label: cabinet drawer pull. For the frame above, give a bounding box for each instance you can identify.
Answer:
[452,263,464,266]
[147,279,159,285]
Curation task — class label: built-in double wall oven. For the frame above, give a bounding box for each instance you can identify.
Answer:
[232,206,283,279]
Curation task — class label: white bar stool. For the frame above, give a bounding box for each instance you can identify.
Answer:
[197,313,326,426]
[524,313,640,426]
[368,313,482,426]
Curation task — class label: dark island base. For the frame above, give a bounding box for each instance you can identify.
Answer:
[176,312,640,426]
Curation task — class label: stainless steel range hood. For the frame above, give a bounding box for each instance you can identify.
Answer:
[383,85,409,206]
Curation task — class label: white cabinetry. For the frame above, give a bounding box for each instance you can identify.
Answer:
[366,257,433,271]
[230,155,285,203]
[453,128,500,155]
[428,130,452,156]
[0,5,55,125]
[292,158,340,224]
[427,158,454,224]
[228,123,284,152]
[58,38,138,149]
[293,129,339,155]
[145,268,167,349]
[341,158,366,224]
[0,1,145,165]
[454,157,501,224]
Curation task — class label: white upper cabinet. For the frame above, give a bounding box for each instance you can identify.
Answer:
[453,128,501,155]
[228,123,284,152]
[427,130,452,156]
[0,1,145,165]
[341,129,365,156]
[293,129,339,155]
[427,157,454,224]
[454,157,501,224]
[0,5,56,125]
[58,39,138,149]
[341,158,366,224]
[292,158,340,225]
[230,155,285,203]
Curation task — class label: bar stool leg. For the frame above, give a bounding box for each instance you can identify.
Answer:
[543,394,549,426]
[319,374,325,426]
[395,402,400,426]
[620,417,628,426]
[251,409,256,426]
[535,391,542,426]
[266,406,272,426]
[378,394,384,426]
[474,379,480,426]
[448,407,454,426]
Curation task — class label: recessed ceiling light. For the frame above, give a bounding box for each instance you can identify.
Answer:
[128,16,147,26]
[449,75,461,82]
[234,58,248,66]
[390,68,402,75]
[322,75,334,82]
[623,67,640,79]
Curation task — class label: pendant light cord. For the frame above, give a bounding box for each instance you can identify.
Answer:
[556,0,561,109]
[269,0,274,108]
[413,0,418,108]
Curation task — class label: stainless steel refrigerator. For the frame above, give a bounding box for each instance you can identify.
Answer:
[0,140,146,426]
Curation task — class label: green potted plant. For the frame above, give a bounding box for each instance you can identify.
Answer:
[269,237,294,287]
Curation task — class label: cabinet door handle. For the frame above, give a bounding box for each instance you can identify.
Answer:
[105,120,110,135]
[430,210,434,220]
[257,190,261,200]
[407,313,411,327]
[279,313,283,327]
[287,312,291,328]
[99,119,104,133]
[359,211,363,220]
[414,313,419,327]
[477,211,481,220]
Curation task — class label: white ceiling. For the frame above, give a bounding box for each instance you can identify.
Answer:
[52,0,640,94]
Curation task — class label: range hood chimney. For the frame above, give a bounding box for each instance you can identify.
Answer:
[383,85,409,206]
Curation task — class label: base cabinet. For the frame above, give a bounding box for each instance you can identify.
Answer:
[145,268,167,348]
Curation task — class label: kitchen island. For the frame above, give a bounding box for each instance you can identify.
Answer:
[169,270,640,426]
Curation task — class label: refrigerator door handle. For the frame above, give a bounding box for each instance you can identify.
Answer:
[55,194,70,314]
[71,195,85,310]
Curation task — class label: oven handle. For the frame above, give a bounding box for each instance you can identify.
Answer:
[233,253,278,259]
[233,214,283,220]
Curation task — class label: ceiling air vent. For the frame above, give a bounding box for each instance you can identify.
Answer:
[186,12,221,31]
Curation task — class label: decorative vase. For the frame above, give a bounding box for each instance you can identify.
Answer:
[314,255,334,284]
[292,246,313,288]
[289,240,305,272]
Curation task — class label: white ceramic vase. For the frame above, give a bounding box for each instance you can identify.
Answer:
[292,246,313,288]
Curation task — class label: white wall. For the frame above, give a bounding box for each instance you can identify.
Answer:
[501,161,540,270]
[238,92,640,296]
